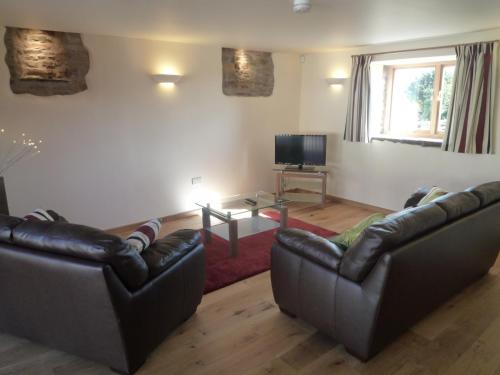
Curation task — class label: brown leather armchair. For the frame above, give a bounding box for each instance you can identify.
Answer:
[0,218,205,374]
[271,182,500,360]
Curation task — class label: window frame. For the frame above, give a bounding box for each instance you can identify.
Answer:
[382,61,456,140]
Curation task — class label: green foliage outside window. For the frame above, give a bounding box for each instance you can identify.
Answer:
[406,71,435,123]
[405,68,454,128]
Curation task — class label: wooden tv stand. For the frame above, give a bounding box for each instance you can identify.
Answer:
[273,166,329,206]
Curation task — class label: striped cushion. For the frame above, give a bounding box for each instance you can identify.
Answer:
[46,209,68,223]
[24,209,57,222]
[126,219,162,253]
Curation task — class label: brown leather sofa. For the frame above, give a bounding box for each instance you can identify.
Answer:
[0,217,205,374]
[271,181,500,361]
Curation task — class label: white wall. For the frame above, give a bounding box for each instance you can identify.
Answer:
[0,33,301,228]
[300,28,500,211]
[4,26,500,228]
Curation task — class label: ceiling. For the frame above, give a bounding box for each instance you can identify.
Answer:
[1,0,500,52]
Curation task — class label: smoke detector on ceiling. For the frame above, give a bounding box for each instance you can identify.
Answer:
[293,0,312,13]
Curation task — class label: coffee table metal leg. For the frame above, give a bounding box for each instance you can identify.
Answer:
[202,207,212,243]
[229,219,238,257]
[275,173,282,199]
[279,205,288,229]
[321,174,327,207]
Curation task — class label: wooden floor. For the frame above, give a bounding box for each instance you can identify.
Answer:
[1,201,500,375]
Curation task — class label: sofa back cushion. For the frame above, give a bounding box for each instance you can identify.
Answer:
[0,214,24,243]
[340,204,447,282]
[432,192,480,221]
[11,221,148,290]
[466,181,500,207]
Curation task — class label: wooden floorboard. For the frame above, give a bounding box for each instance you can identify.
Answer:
[1,200,499,374]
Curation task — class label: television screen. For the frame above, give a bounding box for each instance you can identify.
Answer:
[275,135,326,166]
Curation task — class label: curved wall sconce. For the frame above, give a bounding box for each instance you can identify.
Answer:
[150,74,183,84]
[325,77,347,86]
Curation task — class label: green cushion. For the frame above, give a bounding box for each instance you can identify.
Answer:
[417,187,448,206]
[329,213,386,249]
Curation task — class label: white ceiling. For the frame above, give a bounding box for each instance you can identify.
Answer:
[1,0,500,52]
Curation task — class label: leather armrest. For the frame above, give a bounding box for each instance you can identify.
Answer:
[275,228,343,272]
[0,214,23,243]
[141,229,202,278]
[404,187,431,208]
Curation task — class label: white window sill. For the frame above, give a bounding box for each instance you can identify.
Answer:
[371,136,442,148]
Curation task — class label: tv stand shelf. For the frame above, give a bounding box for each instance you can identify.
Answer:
[273,166,329,206]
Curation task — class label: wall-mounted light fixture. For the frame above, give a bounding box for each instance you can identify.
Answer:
[150,74,183,85]
[325,77,347,86]
[293,0,312,13]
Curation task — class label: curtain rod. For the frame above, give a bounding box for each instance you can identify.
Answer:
[352,39,500,57]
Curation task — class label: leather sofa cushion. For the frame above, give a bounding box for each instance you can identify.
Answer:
[340,204,447,282]
[466,181,500,207]
[276,228,343,271]
[404,187,431,208]
[433,192,480,221]
[141,229,202,278]
[11,221,148,290]
[0,214,24,243]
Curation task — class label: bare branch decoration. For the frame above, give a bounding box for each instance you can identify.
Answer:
[0,129,42,176]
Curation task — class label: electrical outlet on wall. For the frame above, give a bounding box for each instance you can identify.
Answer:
[192,176,202,185]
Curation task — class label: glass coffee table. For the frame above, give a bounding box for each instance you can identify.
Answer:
[195,191,289,257]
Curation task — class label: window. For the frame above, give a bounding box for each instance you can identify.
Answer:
[371,57,456,143]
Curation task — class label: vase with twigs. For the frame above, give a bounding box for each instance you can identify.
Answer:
[0,128,42,215]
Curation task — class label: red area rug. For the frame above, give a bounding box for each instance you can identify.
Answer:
[203,211,336,294]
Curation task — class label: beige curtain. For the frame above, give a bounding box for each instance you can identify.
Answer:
[442,42,498,154]
[344,55,372,143]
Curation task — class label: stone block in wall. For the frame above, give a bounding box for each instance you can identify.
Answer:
[222,47,274,97]
[4,27,90,96]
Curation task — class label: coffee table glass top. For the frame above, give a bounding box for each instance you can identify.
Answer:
[195,191,288,218]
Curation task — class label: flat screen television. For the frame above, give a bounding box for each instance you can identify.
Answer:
[275,134,326,168]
